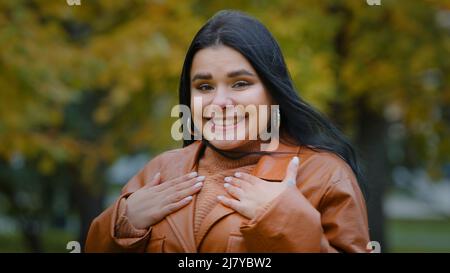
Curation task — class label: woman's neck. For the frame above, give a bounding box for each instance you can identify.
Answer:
[199,140,264,171]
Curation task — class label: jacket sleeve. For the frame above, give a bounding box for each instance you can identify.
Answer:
[114,197,150,238]
[239,175,370,253]
[84,155,162,253]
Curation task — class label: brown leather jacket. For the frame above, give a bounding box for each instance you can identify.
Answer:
[85,140,370,253]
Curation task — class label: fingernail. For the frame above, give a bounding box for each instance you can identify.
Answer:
[217,195,224,200]
[234,172,241,177]
[188,172,198,178]
[154,172,161,179]
[224,177,232,182]
[224,183,230,188]
[185,196,193,201]
[196,176,205,181]
[194,182,203,188]
[292,156,299,165]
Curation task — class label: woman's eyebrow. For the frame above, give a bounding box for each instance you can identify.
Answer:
[227,69,255,78]
[191,73,212,82]
[191,69,255,82]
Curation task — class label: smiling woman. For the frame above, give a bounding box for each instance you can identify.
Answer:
[85,10,370,253]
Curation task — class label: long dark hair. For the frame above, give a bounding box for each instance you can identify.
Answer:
[178,10,365,195]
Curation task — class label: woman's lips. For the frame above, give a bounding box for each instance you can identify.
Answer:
[210,116,245,130]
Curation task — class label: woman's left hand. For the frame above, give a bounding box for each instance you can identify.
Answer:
[217,156,300,219]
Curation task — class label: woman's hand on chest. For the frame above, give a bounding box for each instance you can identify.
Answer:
[217,156,300,219]
[126,172,205,229]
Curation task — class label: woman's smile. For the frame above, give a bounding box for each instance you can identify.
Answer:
[209,115,246,131]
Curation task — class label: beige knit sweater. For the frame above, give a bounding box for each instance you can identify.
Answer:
[193,142,262,245]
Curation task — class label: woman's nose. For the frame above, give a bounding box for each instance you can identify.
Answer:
[210,87,233,108]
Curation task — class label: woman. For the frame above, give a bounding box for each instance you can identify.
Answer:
[85,10,370,253]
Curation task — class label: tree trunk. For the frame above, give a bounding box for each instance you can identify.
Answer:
[70,166,105,251]
[355,102,391,252]
[20,219,43,253]
[0,171,43,252]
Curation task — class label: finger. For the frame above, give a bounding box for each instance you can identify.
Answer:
[159,176,204,196]
[162,196,193,215]
[145,172,161,188]
[233,172,260,185]
[283,156,300,187]
[224,183,244,200]
[223,176,251,190]
[217,195,244,213]
[155,171,200,191]
[164,175,205,193]
[166,180,203,203]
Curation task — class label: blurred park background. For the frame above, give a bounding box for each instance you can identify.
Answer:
[0,0,449,252]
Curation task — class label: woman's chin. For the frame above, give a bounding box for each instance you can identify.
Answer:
[208,139,251,151]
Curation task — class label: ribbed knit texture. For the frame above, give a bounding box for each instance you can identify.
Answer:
[194,141,263,245]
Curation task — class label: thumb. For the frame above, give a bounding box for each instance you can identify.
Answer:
[283,156,299,187]
[145,172,161,188]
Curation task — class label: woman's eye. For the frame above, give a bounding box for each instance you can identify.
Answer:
[197,84,214,91]
[232,81,251,89]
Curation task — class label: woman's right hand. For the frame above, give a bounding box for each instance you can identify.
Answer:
[126,172,204,229]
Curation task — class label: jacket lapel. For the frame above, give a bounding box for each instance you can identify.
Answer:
[252,142,301,181]
[165,141,203,253]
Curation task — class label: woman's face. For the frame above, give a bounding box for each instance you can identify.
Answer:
[190,45,273,151]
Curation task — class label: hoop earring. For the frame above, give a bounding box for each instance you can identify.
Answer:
[186,116,193,135]
[276,108,281,130]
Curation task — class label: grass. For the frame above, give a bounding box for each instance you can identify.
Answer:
[386,218,450,252]
[0,229,75,253]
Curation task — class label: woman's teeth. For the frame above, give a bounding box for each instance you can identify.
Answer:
[211,117,245,128]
